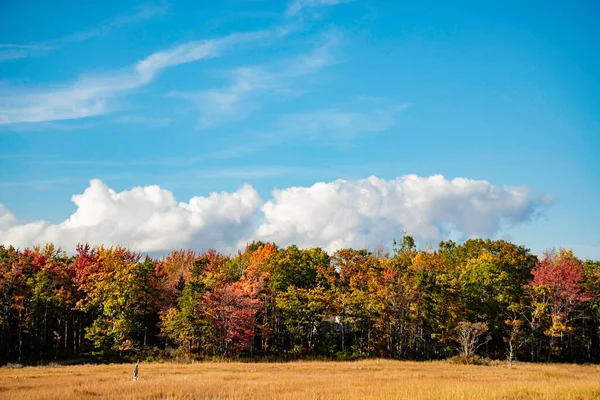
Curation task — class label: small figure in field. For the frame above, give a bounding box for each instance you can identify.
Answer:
[133,360,139,381]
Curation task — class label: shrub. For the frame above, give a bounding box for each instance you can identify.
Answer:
[448,355,491,366]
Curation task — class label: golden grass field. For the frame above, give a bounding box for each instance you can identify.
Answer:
[1,360,599,400]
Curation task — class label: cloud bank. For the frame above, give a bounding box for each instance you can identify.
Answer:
[0,175,548,253]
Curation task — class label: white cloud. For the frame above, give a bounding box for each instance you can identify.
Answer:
[0,31,269,125]
[0,205,17,230]
[256,174,545,252]
[0,180,261,253]
[0,175,547,254]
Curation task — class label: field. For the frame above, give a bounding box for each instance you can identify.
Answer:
[1,360,599,400]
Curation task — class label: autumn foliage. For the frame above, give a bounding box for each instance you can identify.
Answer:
[1,239,599,364]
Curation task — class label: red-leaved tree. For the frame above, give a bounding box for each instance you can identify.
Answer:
[530,249,591,356]
[202,283,258,356]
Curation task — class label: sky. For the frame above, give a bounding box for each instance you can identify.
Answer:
[0,0,598,259]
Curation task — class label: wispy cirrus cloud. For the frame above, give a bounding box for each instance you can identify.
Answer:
[173,32,342,129]
[272,104,410,144]
[115,115,172,126]
[0,0,348,126]
[202,101,409,159]
[0,44,52,61]
[0,3,169,61]
[2,121,95,133]
[0,31,270,125]
[0,153,57,161]
[54,102,406,168]
[20,100,406,169]
[0,177,76,191]
[285,0,351,17]
[134,30,271,82]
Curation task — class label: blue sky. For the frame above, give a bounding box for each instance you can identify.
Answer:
[0,0,598,258]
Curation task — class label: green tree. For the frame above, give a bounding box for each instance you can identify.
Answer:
[160,257,211,356]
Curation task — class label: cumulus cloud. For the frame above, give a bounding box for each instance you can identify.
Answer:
[0,179,261,253]
[0,175,548,254]
[0,205,17,230]
[255,175,545,252]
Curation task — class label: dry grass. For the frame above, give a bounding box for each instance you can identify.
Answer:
[1,360,599,399]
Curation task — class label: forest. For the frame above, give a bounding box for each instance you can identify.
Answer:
[1,237,599,365]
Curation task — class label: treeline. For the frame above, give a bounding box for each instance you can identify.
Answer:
[1,238,599,364]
